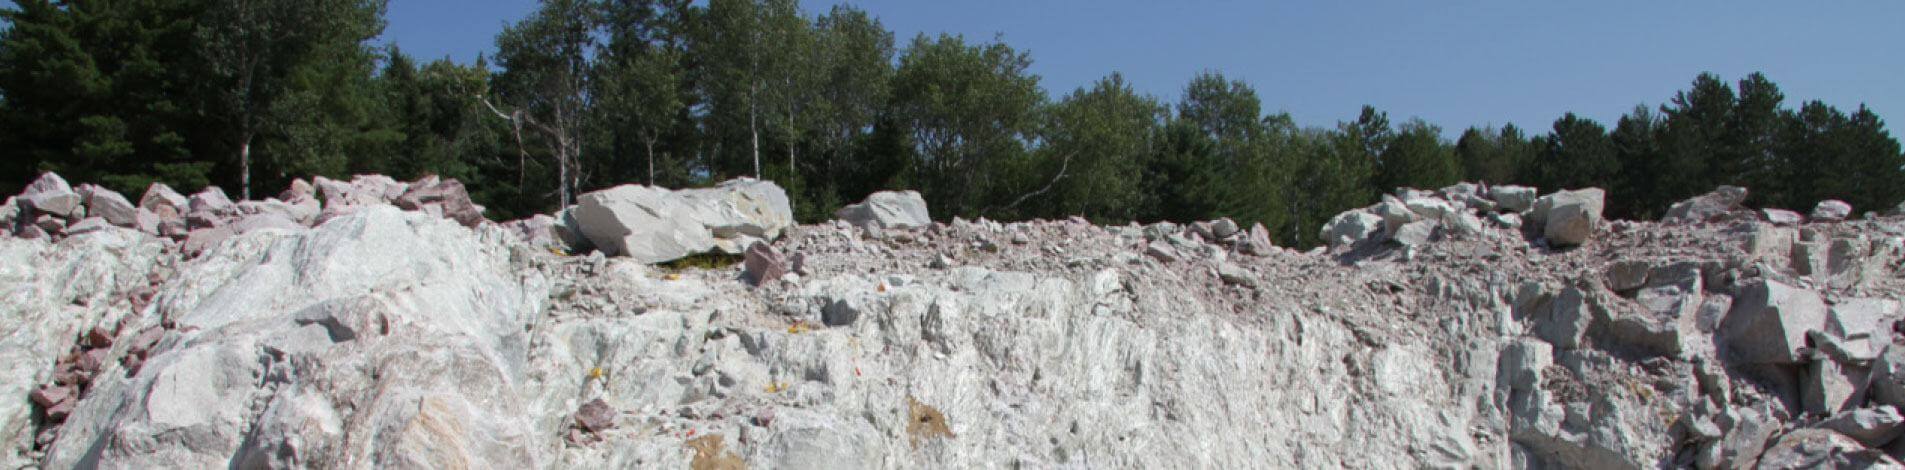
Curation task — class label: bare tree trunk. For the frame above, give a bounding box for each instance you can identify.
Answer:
[239,131,253,201]
[749,100,761,179]
[645,138,656,186]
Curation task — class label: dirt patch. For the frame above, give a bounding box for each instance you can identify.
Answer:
[907,396,955,448]
[688,435,745,470]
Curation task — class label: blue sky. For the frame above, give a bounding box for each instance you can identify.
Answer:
[388,1,1898,135]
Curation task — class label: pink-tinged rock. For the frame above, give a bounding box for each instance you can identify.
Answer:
[1240,223,1276,256]
[279,178,314,202]
[87,325,115,348]
[132,208,160,234]
[29,386,71,408]
[77,184,140,227]
[62,217,113,236]
[188,186,235,214]
[743,242,788,286]
[138,182,190,213]
[396,178,487,227]
[15,224,47,239]
[36,215,67,234]
[182,226,235,255]
[575,398,616,432]
[20,172,81,217]
[186,210,227,230]
[77,348,108,372]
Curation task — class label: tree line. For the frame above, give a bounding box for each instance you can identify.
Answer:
[3,0,1901,248]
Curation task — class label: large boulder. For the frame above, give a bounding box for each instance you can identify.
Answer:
[76,184,139,228]
[1321,209,1384,249]
[572,184,715,263]
[137,182,189,214]
[1529,188,1605,247]
[187,186,235,215]
[678,178,794,253]
[1719,280,1828,364]
[19,173,81,217]
[1662,186,1747,224]
[835,190,931,231]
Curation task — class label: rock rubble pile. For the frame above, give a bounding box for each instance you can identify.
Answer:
[3,172,1905,468]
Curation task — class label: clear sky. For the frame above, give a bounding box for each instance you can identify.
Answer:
[388,1,1903,136]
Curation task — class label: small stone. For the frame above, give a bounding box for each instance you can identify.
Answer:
[1217,263,1256,288]
[575,398,616,433]
[1763,208,1805,226]
[1144,241,1181,263]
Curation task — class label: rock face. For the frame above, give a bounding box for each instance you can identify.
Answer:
[1720,279,1827,364]
[6,175,1905,469]
[40,206,546,468]
[834,190,931,230]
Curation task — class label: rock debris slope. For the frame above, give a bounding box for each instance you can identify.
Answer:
[4,174,1905,469]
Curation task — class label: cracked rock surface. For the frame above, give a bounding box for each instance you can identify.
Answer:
[3,176,1905,469]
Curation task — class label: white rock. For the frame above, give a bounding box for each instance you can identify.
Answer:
[1322,210,1384,249]
[188,186,235,214]
[1662,186,1747,224]
[572,184,714,263]
[1530,188,1605,247]
[1491,185,1538,213]
[1813,200,1854,221]
[1764,208,1806,226]
[677,178,794,254]
[834,190,931,230]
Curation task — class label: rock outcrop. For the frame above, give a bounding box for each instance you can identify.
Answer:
[4,174,1905,469]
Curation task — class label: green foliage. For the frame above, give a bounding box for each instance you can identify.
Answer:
[884,33,1043,219]
[1035,73,1165,222]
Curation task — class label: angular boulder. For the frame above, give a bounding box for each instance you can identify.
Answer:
[137,182,189,214]
[835,190,931,231]
[1322,210,1384,249]
[76,184,139,228]
[1491,185,1538,213]
[572,184,715,263]
[1662,186,1747,224]
[187,187,234,215]
[1530,188,1605,247]
[1720,280,1828,364]
[678,178,794,253]
[20,172,81,217]
[743,242,789,287]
